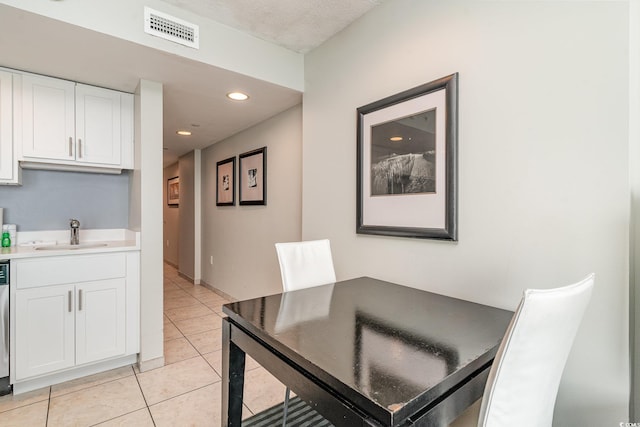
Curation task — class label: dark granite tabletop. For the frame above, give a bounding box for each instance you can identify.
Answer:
[223,276,513,425]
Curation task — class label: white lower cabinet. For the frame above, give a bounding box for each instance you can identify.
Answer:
[15,284,75,379]
[15,278,126,380]
[75,278,126,365]
[11,252,139,390]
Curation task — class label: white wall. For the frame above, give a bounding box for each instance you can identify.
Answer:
[163,162,179,267]
[134,79,164,370]
[631,0,640,416]
[178,151,196,280]
[303,1,630,425]
[194,149,202,284]
[201,105,302,300]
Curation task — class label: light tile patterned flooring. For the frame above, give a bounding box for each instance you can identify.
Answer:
[0,263,287,426]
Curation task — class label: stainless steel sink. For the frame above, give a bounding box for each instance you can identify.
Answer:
[35,243,108,251]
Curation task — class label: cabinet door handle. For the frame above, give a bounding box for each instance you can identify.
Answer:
[78,139,82,159]
[68,290,73,313]
[68,137,73,157]
[78,289,83,311]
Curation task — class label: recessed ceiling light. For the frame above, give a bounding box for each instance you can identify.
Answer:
[227,92,249,101]
[176,130,192,136]
[390,136,403,142]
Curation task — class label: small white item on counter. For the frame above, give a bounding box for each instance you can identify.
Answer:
[19,240,56,247]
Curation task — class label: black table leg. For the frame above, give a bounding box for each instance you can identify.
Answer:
[222,318,246,427]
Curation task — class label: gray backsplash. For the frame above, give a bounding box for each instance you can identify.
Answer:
[0,169,130,231]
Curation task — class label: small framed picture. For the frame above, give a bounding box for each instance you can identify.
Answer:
[167,176,179,206]
[239,147,267,205]
[216,156,236,206]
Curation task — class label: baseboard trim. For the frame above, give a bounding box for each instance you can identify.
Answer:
[164,260,178,269]
[178,271,195,284]
[13,354,138,395]
[200,279,236,302]
[138,356,165,373]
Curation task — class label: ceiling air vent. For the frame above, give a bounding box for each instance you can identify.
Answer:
[144,7,199,49]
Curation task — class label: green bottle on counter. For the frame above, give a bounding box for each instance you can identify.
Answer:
[1,232,10,248]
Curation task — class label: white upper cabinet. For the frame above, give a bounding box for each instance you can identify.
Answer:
[0,70,19,184]
[21,73,75,162]
[75,83,121,166]
[19,72,133,172]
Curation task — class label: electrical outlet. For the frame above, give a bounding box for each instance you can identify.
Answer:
[210,256,213,265]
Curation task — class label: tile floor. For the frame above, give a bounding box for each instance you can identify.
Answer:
[0,263,287,426]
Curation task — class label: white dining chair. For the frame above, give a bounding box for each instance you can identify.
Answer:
[275,239,336,292]
[274,284,335,333]
[274,239,336,426]
[474,273,594,427]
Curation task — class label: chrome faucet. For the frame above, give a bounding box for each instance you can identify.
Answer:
[70,219,80,245]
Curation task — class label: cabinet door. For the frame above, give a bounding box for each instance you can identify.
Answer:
[15,285,75,380]
[75,84,121,166]
[0,70,15,182]
[21,74,75,161]
[76,278,126,365]
[120,93,134,170]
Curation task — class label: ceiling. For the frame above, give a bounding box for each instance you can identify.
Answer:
[162,0,383,54]
[0,1,383,167]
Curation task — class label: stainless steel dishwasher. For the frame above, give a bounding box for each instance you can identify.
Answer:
[0,260,10,395]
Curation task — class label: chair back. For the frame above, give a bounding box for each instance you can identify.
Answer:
[275,239,337,292]
[275,284,335,333]
[478,273,594,427]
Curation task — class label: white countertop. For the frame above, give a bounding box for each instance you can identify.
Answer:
[0,229,140,260]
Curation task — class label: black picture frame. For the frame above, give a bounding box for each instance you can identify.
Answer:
[239,147,267,206]
[356,73,458,240]
[216,156,236,206]
[167,176,179,206]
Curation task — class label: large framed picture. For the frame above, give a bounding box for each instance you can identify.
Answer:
[356,73,458,240]
[239,147,267,206]
[167,176,179,206]
[216,156,236,206]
